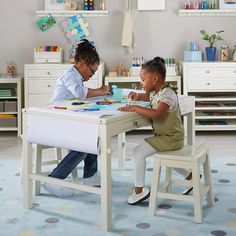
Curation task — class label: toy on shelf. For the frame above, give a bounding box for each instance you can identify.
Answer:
[6,62,16,77]
[60,14,91,43]
[66,0,78,10]
[99,0,105,10]
[108,63,129,77]
[34,46,63,64]
[84,0,94,10]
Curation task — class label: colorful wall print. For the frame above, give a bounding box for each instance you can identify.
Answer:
[36,14,56,32]
[60,14,91,43]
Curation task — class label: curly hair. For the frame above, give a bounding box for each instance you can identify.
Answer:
[74,39,100,65]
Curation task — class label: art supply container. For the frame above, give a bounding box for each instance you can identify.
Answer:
[220,45,229,61]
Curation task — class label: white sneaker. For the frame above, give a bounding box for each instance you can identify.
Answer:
[127,187,150,205]
[43,182,74,198]
[83,172,101,187]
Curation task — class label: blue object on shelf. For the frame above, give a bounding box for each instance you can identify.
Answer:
[184,51,202,62]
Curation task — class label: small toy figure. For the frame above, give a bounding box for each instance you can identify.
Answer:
[7,62,16,77]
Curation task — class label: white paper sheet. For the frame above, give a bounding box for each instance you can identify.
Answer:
[27,107,103,154]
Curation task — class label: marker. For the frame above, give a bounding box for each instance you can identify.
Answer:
[54,106,67,109]
[96,101,111,105]
[83,108,99,111]
[71,102,85,105]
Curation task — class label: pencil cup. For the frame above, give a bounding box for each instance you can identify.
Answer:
[113,88,123,101]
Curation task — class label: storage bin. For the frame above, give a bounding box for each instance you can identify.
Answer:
[34,48,63,64]
[4,100,17,112]
[0,101,3,112]
[0,117,17,127]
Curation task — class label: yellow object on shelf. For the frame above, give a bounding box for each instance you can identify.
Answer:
[0,114,16,118]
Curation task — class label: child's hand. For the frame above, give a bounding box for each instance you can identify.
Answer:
[100,85,111,95]
[128,92,139,101]
[118,104,138,112]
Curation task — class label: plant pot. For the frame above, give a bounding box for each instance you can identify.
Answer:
[205,47,216,61]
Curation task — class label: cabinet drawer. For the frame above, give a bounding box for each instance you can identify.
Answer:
[28,69,66,78]
[28,94,52,107]
[188,67,236,79]
[28,79,56,93]
[188,79,236,91]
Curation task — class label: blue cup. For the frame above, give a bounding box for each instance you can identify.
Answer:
[113,88,123,101]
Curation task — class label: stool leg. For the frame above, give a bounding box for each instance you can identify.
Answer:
[71,168,79,182]
[165,167,172,193]
[192,163,202,223]
[203,153,214,207]
[34,144,43,195]
[55,148,62,164]
[149,159,161,216]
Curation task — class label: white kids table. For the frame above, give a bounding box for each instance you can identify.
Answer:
[22,95,195,231]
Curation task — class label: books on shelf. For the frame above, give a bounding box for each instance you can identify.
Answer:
[199,120,228,125]
[0,88,16,97]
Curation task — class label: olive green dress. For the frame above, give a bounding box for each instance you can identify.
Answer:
[145,85,184,152]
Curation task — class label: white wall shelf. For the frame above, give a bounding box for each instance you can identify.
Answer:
[179,9,236,16]
[36,10,109,17]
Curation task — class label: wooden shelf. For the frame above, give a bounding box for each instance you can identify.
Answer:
[179,9,236,16]
[36,10,109,17]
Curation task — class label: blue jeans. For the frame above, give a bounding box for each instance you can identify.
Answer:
[49,151,97,179]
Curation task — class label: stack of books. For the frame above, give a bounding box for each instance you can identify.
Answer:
[0,88,16,97]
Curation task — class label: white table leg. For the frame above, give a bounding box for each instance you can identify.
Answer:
[100,125,112,231]
[117,133,126,170]
[22,112,33,208]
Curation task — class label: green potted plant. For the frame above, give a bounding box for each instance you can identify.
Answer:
[200,30,224,61]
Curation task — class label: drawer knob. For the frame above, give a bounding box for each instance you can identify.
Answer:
[47,72,50,75]
[206,82,210,85]
[205,70,210,73]
[133,121,138,126]
[47,84,51,87]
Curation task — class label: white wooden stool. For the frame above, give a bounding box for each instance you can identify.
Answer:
[34,145,78,195]
[148,142,214,223]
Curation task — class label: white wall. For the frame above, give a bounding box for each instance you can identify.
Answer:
[0,0,235,75]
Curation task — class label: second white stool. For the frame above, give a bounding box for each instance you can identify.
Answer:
[148,142,214,223]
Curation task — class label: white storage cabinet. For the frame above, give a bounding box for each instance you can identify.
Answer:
[24,63,104,108]
[183,62,236,131]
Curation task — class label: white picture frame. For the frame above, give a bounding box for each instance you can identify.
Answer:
[45,0,67,11]
[138,0,165,11]
[219,0,236,9]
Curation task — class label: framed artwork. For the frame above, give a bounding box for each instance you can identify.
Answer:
[138,0,165,11]
[45,0,67,10]
[219,0,236,9]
